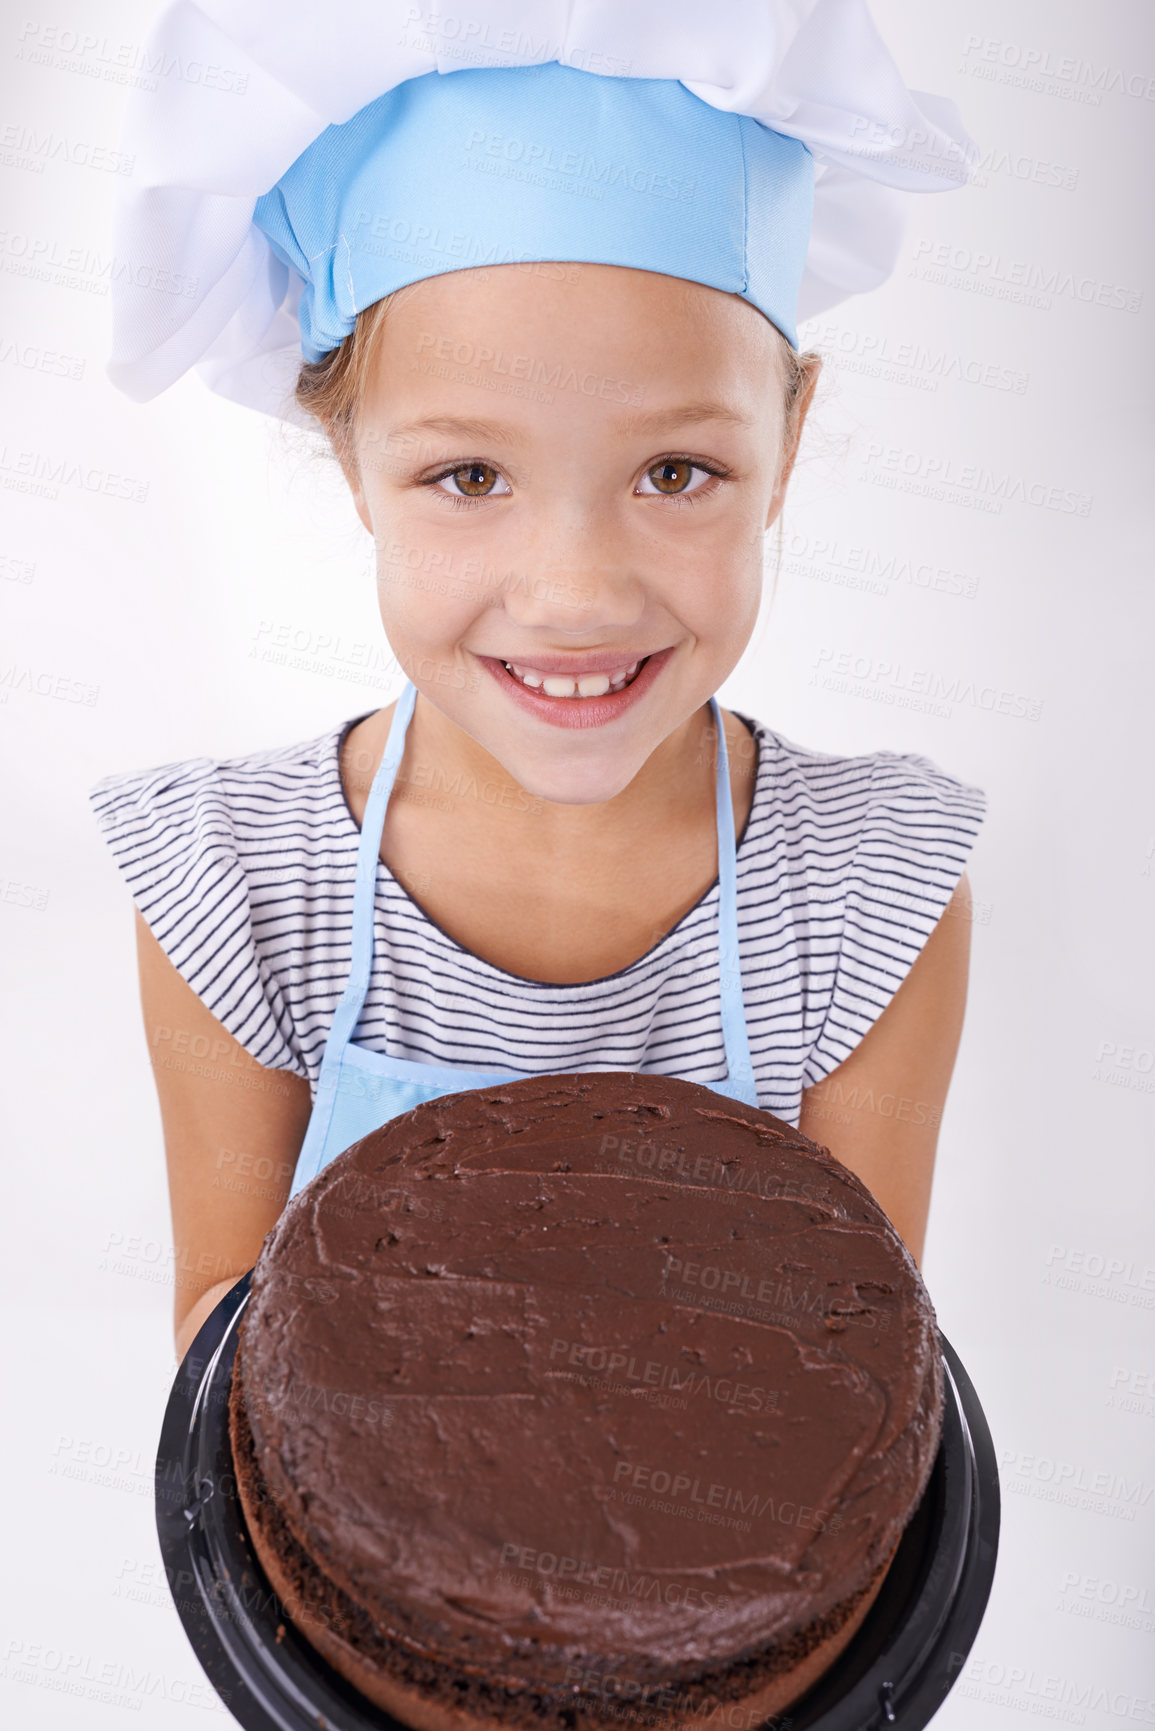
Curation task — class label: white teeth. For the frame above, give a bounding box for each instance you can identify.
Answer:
[502,658,646,697]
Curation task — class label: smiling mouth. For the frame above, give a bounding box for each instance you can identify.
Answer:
[499,658,649,698]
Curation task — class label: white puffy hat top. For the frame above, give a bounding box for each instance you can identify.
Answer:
[107,0,977,422]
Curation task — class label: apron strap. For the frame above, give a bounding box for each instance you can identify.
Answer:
[710,696,759,1104]
[311,681,756,1100]
[292,685,417,1194]
[324,679,417,1050]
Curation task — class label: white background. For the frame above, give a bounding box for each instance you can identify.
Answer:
[2,1,1153,1726]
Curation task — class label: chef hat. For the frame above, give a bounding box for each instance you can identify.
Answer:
[106,0,977,424]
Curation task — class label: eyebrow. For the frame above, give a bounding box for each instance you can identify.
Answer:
[388,415,521,447]
[388,402,754,449]
[620,401,755,435]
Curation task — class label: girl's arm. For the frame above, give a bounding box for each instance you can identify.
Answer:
[133,909,314,1360]
[135,851,971,1357]
[797,871,975,1267]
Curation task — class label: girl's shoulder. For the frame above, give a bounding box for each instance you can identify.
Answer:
[87,710,370,850]
[87,711,375,1077]
[733,708,987,901]
[733,712,988,1087]
[737,708,987,821]
[739,707,985,797]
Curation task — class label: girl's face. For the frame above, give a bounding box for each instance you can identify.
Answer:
[342,263,813,804]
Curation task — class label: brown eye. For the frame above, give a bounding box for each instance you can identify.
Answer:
[432,463,511,501]
[646,460,695,494]
[445,462,502,497]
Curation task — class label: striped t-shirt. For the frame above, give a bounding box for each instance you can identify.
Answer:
[88,708,987,1127]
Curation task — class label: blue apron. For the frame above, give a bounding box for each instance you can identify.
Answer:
[289,681,758,1198]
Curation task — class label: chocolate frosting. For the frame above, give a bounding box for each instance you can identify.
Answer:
[236,1074,943,1691]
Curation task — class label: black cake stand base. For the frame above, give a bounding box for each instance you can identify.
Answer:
[156,1274,999,1731]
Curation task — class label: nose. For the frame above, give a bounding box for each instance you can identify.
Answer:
[498,512,648,635]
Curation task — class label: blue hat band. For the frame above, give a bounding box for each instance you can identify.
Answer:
[253,61,813,359]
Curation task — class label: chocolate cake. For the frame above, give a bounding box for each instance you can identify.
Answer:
[229,1073,944,1731]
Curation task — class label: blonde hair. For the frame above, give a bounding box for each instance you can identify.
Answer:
[293,291,400,467]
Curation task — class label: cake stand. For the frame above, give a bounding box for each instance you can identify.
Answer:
[156,1273,999,1731]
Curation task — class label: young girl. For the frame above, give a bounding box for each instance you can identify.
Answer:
[91,4,985,1362]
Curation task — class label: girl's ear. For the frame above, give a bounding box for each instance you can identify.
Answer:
[765,352,822,531]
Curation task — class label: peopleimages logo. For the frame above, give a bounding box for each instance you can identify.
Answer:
[911,238,1141,314]
[14,20,250,93]
[411,329,646,403]
[862,441,1092,517]
[546,1336,781,1413]
[497,1543,730,1609]
[0,123,134,175]
[959,35,1155,103]
[779,531,978,599]
[463,128,695,202]
[811,647,1044,722]
[610,1459,843,1534]
[804,321,1028,395]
